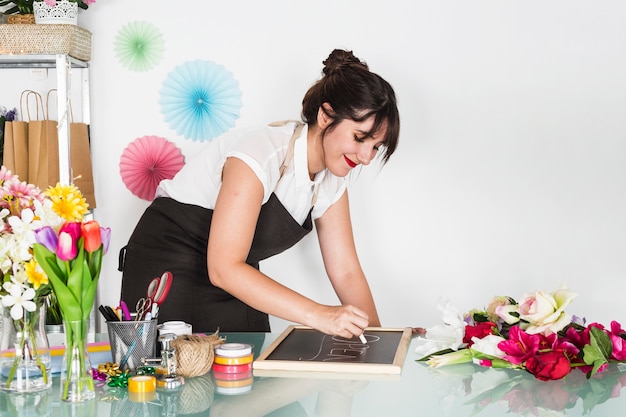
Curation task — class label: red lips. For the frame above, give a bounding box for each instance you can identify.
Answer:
[344,156,357,168]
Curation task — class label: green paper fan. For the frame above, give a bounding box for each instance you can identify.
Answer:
[114,21,165,72]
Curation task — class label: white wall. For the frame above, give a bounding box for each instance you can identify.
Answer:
[3,0,626,332]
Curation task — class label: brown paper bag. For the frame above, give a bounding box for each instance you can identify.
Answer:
[69,123,96,208]
[27,116,56,192]
[28,90,96,208]
[3,90,43,182]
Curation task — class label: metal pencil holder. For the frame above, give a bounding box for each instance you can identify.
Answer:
[106,319,158,371]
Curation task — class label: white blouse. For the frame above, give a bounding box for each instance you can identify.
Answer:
[156,122,347,224]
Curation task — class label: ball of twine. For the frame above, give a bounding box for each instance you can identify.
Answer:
[171,331,223,377]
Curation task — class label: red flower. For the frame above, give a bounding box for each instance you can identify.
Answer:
[525,350,572,381]
[463,321,496,346]
[563,323,608,374]
[81,220,102,253]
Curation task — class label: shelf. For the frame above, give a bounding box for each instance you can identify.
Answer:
[0,54,90,186]
[0,54,89,69]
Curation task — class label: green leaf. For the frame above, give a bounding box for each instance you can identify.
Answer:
[415,348,454,361]
[41,270,82,321]
[65,242,85,307]
[81,275,99,321]
[33,244,64,281]
[582,327,612,378]
[87,247,103,281]
[590,326,613,359]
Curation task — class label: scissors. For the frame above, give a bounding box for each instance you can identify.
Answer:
[146,271,173,306]
[135,297,152,321]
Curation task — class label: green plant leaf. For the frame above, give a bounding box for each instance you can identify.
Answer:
[590,326,613,359]
[33,244,64,281]
[583,327,612,378]
[65,241,85,307]
[81,274,99,321]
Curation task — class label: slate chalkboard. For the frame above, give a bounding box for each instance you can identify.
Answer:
[253,326,412,374]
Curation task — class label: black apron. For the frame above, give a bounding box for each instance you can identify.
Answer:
[119,123,313,333]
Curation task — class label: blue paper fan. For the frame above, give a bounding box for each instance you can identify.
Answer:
[159,60,242,141]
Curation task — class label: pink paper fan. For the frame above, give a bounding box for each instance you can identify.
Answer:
[120,135,185,201]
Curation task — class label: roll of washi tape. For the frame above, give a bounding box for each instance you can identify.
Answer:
[128,375,156,402]
[214,353,253,366]
[212,362,252,374]
[214,343,252,357]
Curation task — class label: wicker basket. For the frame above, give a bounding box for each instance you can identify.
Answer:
[0,24,91,61]
[6,14,35,24]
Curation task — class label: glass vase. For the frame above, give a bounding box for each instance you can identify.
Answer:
[60,319,95,402]
[0,296,52,393]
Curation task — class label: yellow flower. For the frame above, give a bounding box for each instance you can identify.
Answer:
[25,259,48,290]
[44,183,89,222]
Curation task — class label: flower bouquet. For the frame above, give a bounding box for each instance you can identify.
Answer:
[0,167,58,392]
[0,166,109,399]
[416,285,626,381]
[32,183,109,402]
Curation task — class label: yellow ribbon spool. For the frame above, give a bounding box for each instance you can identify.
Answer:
[213,353,254,366]
[128,375,156,393]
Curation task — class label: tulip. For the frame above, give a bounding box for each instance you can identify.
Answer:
[57,222,81,261]
[81,220,101,253]
[34,226,58,253]
[100,227,111,254]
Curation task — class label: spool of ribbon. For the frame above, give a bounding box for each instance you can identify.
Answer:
[128,375,157,402]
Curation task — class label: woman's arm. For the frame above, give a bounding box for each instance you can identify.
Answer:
[207,158,368,337]
[315,190,382,327]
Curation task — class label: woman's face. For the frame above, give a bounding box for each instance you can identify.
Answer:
[322,116,387,178]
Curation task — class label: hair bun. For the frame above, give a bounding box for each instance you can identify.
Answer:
[322,49,369,76]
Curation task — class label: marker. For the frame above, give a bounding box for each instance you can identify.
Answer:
[359,333,367,344]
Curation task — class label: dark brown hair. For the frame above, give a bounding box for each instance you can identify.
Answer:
[301,49,400,164]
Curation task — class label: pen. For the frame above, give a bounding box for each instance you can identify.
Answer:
[105,306,120,321]
[98,305,118,321]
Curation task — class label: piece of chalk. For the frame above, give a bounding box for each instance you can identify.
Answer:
[359,333,367,344]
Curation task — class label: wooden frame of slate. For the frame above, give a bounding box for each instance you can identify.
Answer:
[253,326,413,374]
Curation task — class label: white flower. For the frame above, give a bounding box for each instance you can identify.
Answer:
[415,301,466,358]
[1,284,36,320]
[518,284,577,335]
[470,334,506,358]
[33,199,64,231]
[0,235,14,274]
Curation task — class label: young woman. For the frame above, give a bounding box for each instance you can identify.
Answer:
[119,49,400,339]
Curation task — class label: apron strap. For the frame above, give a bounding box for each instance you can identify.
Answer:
[270,121,319,206]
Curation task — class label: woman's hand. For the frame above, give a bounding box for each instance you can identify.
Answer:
[306,304,370,339]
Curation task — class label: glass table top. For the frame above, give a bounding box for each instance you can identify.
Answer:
[1,331,625,416]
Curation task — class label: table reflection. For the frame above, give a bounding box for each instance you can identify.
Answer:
[2,333,626,416]
[422,362,626,416]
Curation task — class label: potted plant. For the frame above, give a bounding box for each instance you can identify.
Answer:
[1,0,96,14]
[0,0,34,15]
